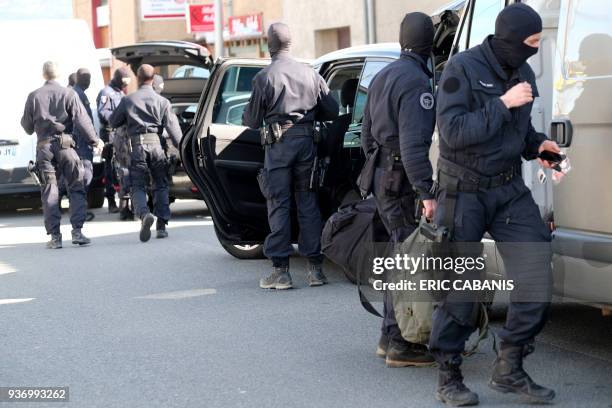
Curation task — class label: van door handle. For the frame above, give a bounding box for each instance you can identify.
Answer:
[550,119,573,147]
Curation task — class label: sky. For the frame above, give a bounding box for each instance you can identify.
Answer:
[0,0,72,20]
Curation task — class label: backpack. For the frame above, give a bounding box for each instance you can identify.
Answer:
[321,197,389,284]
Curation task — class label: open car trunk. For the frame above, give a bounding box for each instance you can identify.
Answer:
[112,41,214,200]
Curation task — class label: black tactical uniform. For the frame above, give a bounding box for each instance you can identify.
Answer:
[21,75,100,248]
[109,74,182,242]
[242,23,339,289]
[361,12,436,367]
[97,68,131,214]
[430,4,555,406]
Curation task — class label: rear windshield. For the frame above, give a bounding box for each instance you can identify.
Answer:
[162,64,211,79]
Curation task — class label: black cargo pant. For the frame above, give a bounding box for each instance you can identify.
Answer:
[129,139,170,222]
[101,130,117,200]
[429,177,552,364]
[36,138,87,235]
[372,166,417,343]
[58,158,92,198]
[258,130,323,267]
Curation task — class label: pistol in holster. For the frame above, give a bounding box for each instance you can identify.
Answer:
[58,133,75,150]
[27,161,42,186]
[260,123,282,146]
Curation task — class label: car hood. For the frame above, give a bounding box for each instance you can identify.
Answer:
[111,41,213,71]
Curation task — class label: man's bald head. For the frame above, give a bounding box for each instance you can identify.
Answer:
[137,64,155,85]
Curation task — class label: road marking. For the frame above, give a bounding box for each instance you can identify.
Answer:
[0,261,17,275]
[134,288,217,300]
[0,298,35,305]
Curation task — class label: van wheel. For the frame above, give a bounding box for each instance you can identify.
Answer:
[87,187,105,209]
[220,242,265,259]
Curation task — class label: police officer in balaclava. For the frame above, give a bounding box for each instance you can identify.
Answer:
[360,12,437,368]
[97,67,132,216]
[431,4,560,406]
[242,23,339,289]
[72,67,96,221]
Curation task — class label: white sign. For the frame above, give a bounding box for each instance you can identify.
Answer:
[140,0,186,20]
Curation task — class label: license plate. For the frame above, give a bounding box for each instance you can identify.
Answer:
[0,145,17,157]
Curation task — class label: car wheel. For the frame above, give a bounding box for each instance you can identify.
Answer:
[87,187,105,209]
[220,242,265,259]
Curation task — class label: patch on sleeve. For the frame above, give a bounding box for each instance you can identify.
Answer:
[420,92,435,110]
[442,76,461,94]
[100,95,108,104]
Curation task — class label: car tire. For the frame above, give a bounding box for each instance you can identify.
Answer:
[214,226,265,259]
[220,242,265,260]
[87,187,105,209]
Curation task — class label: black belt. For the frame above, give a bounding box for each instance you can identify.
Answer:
[37,133,71,147]
[437,157,520,193]
[130,133,161,145]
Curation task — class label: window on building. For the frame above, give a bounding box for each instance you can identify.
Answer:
[314,26,351,57]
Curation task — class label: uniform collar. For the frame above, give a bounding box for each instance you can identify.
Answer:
[481,35,509,80]
[271,50,291,61]
[140,84,153,90]
[45,80,59,86]
[400,51,433,78]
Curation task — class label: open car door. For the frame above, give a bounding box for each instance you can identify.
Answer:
[181,59,270,245]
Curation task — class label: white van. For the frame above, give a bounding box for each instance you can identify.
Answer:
[449,0,612,308]
[0,19,105,206]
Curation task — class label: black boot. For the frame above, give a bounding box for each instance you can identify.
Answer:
[156,219,168,239]
[108,196,119,214]
[139,213,155,242]
[386,338,435,367]
[436,357,479,406]
[489,343,555,403]
[119,198,134,221]
[376,333,390,358]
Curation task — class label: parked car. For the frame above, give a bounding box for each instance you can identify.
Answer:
[0,19,106,208]
[111,41,214,202]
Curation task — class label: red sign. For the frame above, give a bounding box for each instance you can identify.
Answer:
[187,4,214,33]
[228,13,263,38]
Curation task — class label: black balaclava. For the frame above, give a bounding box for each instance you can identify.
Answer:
[399,12,435,59]
[490,3,542,69]
[68,72,77,87]
[111,67,131,89]
[268,22,291,57]
[76,68,91,90]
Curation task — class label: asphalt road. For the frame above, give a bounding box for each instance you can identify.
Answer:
[1,199,611,408]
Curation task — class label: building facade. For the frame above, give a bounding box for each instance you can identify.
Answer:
[283,0,450,59]
[73,0,453,79]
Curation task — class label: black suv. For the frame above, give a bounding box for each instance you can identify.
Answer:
[180,6,461,259]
